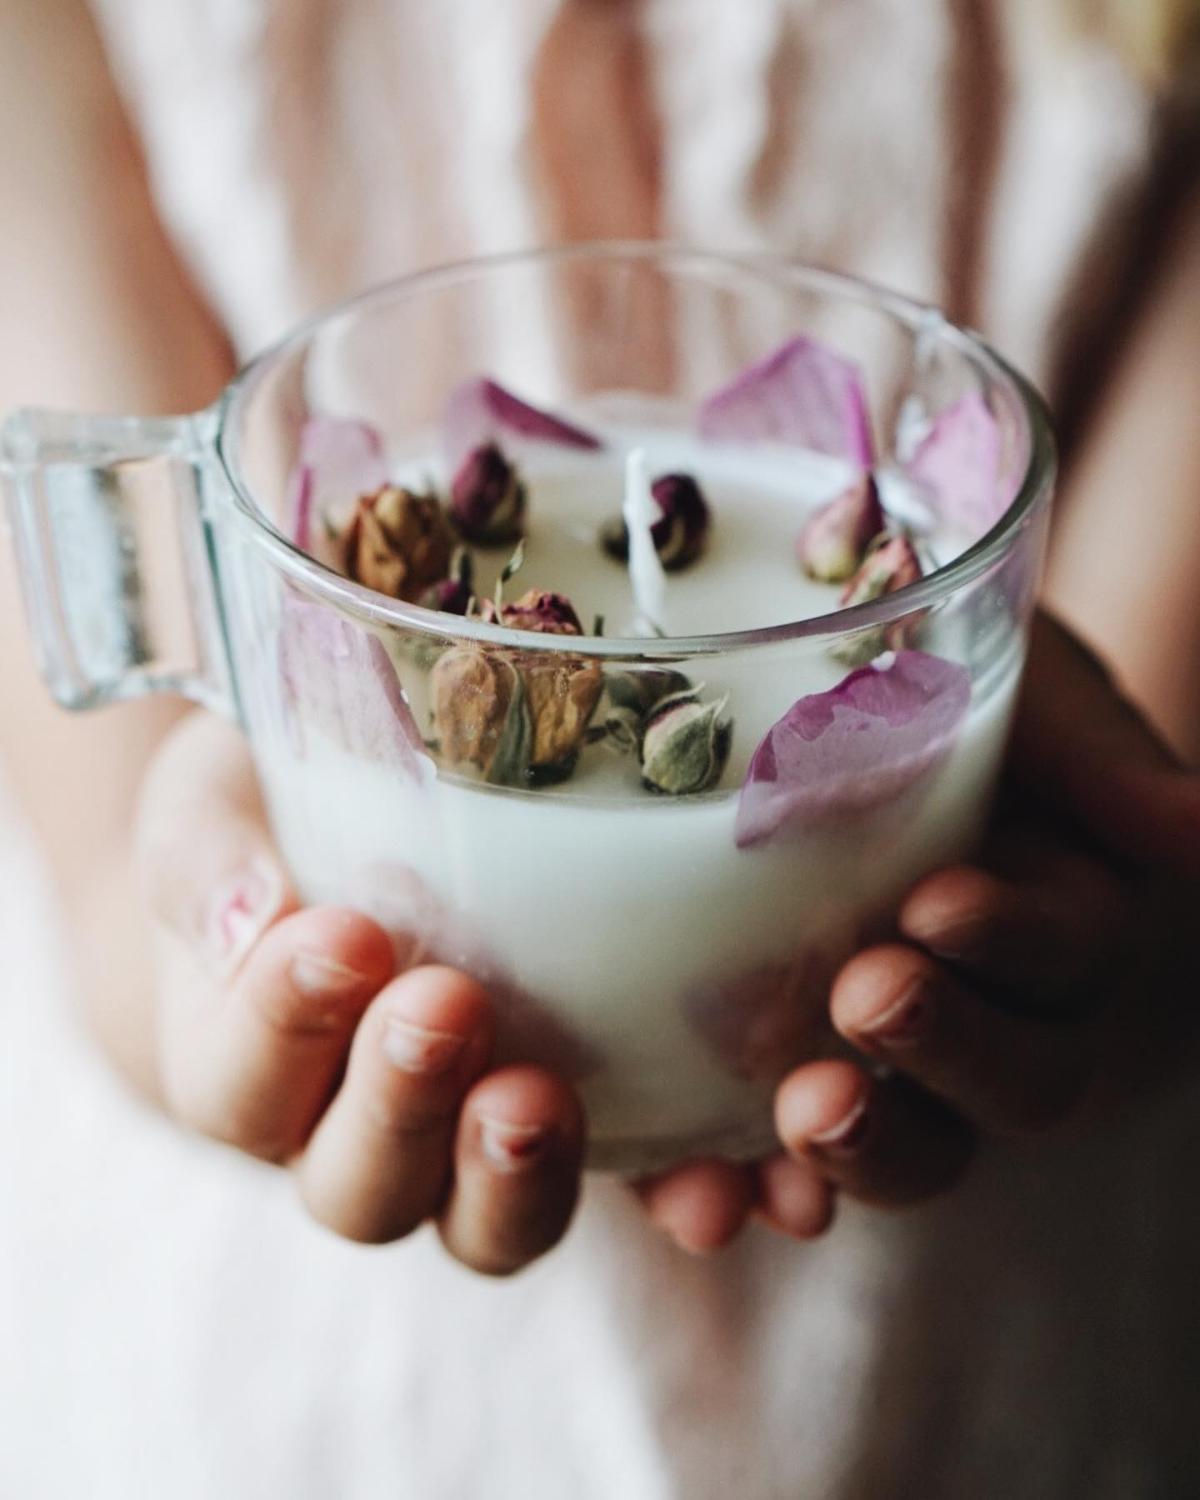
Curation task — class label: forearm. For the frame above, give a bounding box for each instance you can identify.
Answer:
[1045,174,1200,760]
[0,0,235,1088]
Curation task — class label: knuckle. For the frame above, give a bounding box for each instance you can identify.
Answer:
[360,1082,458,1145]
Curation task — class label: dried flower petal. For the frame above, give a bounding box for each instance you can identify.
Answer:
[279,596,432,779]
[442,376,603,471]
[906,392,1009,540]
[602,472,711,572]
[285,417,388,565]
[796,472,886,582]
[450,442,528,546]
[343,484,456,601]
[734,651,972,849]
[641,690,732,795]
[698,336,875,466]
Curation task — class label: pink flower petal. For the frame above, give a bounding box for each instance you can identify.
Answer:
[284,417,389,563]
[906,393,1012,539]
[734,651,971,849]
[441,377,604,471]
[279,596,432,779]
[698,336,875,467]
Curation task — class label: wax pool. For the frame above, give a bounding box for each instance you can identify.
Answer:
[258,424,1019,1174]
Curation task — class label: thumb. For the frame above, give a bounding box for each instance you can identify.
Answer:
[134,710,298,979]
[1009,611,1200,880]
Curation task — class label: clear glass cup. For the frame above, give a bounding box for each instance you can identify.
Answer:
[1,244,1054,1174]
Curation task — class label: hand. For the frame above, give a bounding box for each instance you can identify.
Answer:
[638,611,1200,1244]
[133,712,790,1269]
[134,712,589,1276]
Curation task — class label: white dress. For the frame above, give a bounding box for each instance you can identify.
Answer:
[3,3,1199,1495]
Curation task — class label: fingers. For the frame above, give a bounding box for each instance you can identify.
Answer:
[776,1060,975,1208]
[632,1160,759,1254]
[437,1067,585,1275]
[299,966,583,1269]
[829,944,1094,1135]
[163,905,395,1160]
[754,1154,836,1240]
[898,854,1126,1014]
[1011,612,1200,879]
[298,966,493,1242]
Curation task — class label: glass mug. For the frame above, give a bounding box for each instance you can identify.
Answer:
[1,245,1054,1174]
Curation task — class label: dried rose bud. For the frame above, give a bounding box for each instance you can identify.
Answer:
[493,590,602,772]
[432,586,602,785]
[605,668,693,721]
[796,472,886,582]
[832,534,925,666]
[343,484,456,602]
[839,533,923,608]
[420,548,474,615]
[450,442,527,546]
[431,647,530,785]
[482,589,584,634]
[640,689,732,795]
[522,654,604,773]
[602,472,711,572]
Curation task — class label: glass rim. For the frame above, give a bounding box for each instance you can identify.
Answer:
[216,241,1056,662]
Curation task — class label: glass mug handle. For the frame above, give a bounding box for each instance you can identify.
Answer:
[1,408,236,717]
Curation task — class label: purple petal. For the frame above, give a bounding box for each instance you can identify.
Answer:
[735,651,972,849]
[906,393,1012,539]
[279,595,432,780]
[698,336,875,467]
[284,417,389,563]
[441,377,603,471]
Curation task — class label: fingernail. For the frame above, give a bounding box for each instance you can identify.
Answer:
[290,951,372,1000]
[856,980,935,1046]
[383,1017,467,1075]
[203,861,283,977]
[477,1115,551,1171]
[920,918,987,963]
[807,1095,870,1157]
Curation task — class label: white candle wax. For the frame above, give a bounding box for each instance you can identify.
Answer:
[260,423,1018,1174]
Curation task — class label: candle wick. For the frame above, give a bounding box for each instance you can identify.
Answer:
[622,448,667,636]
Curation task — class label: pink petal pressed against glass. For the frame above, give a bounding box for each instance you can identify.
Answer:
[284,416,389,564]
[734,651,972,849]
[279,596,432,779]
[906,392,1010,541]
[441,377,604,471]
[698,336,875,467]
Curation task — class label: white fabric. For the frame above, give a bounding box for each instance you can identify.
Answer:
[4,2,1199,1494]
